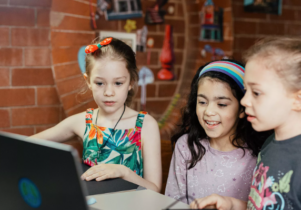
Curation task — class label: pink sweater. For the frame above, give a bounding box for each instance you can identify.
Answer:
[165,134,257,204]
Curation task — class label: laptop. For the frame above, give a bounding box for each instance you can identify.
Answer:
[0,131,138,210]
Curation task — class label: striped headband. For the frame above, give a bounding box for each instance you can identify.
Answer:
[199,61,245,92]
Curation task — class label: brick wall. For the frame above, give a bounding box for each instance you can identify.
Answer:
[0,0,63,135]
[232,0,301,61]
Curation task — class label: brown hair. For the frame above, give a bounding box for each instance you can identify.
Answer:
[244,37,301,91]
[84,37,138,106]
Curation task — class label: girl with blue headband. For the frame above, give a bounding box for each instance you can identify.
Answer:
[165,60,271,204]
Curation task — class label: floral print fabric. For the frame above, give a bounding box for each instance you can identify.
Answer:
[82,108,147,177]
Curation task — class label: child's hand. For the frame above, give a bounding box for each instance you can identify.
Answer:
[81,164,128,181]
[190,194,233,210]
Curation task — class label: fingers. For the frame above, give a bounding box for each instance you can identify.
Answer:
[190,195,219,209]
[81,165,104,180]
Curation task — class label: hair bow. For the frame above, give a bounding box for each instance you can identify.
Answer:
[85,37,113,54]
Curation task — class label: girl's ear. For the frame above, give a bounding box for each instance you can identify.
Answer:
[292,90,301,111]
[239,108,245,119]
[128,81,133,91]
[83,73,92,90]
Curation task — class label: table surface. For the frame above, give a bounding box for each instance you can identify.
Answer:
[86,189,190,210]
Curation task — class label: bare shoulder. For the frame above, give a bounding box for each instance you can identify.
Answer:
[63,111,87,137]
[141,113,160,143]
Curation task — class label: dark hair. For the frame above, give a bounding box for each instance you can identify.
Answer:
[171,59,272,169]
[84,37,138,106]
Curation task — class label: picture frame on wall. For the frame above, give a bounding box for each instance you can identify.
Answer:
[99,31,137,53]
[104,0,143,20]
[244,0,282,15]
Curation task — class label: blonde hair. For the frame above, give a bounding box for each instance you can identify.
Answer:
[244,37,301,91]
[84,37,138,106]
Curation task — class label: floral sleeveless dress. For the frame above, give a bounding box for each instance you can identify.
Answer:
[82,108,147,177]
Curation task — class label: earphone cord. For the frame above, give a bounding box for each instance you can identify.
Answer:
[95,104,126,153]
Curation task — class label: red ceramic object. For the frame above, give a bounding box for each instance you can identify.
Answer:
[158,25,174,80]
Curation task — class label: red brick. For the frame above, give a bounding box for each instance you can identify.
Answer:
[188,26,199,37]
[175,36,185,49]
[66,99,97,116]
[159,19,185,34]
[54,63,82,80]
[37,8,50,27]
[10,0,51,7]
[285,24,301,36]
[56,76,84,95]
[283,0,301,6]
[11,28,50,47]
[0,48,23,66]
[0,109,10,128]
[0,27,9,46]
[0,127,34,136]
[269,8,296,21]
[233,36,260,51]
[174,51,183,65]
[0,68,9,86]
[52,0,94,16]
[233,4,268,20]
[0,7,35,26]
[158,84,177,97]
[12,68,54,86]
[137,84,156,98]
[51,31,95,47]
[188,13,200,24]
[186,3,199,13]
[24,48,51,66]
[12,107,60,126]
[0,88,35,106]
[61,91,93,110]
[136,51,159,66]
[145,100,170,115]
[258,22,285,35]
[95,14,118,31]
[234,20,257,35]
[52,47,79,64]
[224,10,232,23]
[37,87,60,105]
[147,34,164,49]
[52,16,92,31]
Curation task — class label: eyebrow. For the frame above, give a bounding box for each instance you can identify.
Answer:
[245,82,260,86]
[95,76,127,79]
[197,94,232,101]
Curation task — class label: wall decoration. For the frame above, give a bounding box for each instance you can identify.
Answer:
[138,67,154,111]
[158,93,180,129]
[97,0,111,15]
[136,26,148,52]
[145,0,169,24]
[104,0,143,20]
[124,19,137,33]
[89,0,97,29]
[201,44,228,61]
[157,25,174,80]
[78,46,87,74]
[99,31,137,52]
[244,0,282,15]
[199,0,223,42]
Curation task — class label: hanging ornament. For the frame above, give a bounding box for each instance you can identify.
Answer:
[124,19,137,33]
[136,26,148,52]
[138,67,154,111]
[157,24,174,80]
[145,0,169,24]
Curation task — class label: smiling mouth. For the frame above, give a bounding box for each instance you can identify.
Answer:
[204,120,221,127]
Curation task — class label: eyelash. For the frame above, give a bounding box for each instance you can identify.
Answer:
[96,82,123,86]
[198,102,227,107]
[253,91,260,97]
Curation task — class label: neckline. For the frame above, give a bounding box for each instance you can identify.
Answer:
[206,140,246,154]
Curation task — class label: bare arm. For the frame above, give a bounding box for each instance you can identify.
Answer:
[122,114,162,192]
[30,112,86,143]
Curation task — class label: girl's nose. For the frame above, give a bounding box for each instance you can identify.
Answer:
[104,85,114,96]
